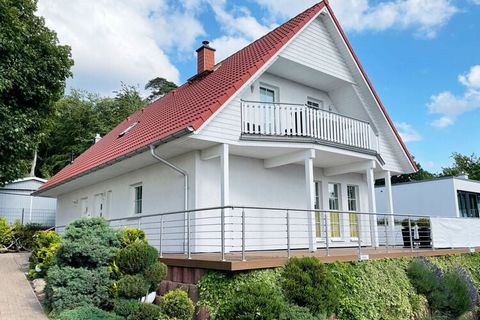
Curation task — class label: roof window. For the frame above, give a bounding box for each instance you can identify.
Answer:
[118,121,139,138]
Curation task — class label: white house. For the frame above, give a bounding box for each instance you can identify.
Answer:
[35,1,416,254]
[376,174,480,219]
[1,177,56,226]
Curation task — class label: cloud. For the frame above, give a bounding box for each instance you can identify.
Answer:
[428,65,480,128]
[396,122,422,142]
[254,0,459,38]
[37,0,205,95]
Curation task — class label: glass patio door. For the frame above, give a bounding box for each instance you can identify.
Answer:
[329,183,341,238]
[347,185,359,238]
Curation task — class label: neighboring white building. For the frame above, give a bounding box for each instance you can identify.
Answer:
[35,1,417,253]
[0,177,56,226]
[376,174,480,219]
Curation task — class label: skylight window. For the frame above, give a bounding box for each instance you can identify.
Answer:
[118,121,139,138]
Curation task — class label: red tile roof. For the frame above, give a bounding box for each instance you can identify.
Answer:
[39,2,326,192]
[39,0,416,193]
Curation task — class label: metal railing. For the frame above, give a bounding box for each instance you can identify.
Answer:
[241,101,379,151]
[1,208,56,227]
[55,206,436,261]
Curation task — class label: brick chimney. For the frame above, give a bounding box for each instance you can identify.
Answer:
[196,41,215,74]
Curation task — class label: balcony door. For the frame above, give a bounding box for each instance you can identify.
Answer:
[347,185,359,239]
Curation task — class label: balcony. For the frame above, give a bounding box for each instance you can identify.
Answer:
[241,101,379,152]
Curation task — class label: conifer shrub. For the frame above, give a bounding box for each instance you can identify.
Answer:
[117,275,150,299]
[113,298,141,318]
[159,289,195,320]
[143,261,168,291]
[282,304,327,320]
[55,217,118,268]
[117,227,146,247]
[56,305,122,320]
[127,303,164,320]
[116,241,158,274]
[281,257,340,315]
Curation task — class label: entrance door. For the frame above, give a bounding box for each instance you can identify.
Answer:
[94,193,105,217]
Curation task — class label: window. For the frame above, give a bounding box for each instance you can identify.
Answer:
[80,197,89,216]
[314,182,323,238]
[328,183,341,238]
[347,185,359,238]
[259,86,275,103]
[306,97,324,110]
[133,185,143,214]
[457,190,480,218]
[118,121,139,138]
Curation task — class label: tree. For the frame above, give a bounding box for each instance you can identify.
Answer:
[0,0,73,185]
[440,153,480,180]
[36,85,145,178]
[375,160,435,186]
[144,77,177,102]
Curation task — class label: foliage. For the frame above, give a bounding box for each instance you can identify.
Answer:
[376,160,435,186]
[117,227,146,248]
[281,257,340,315]
[160,289,195,320]
[117,275,150,299]
[56,305,122,320]
[113,298,141,318]
[116,241,158,274]
[127,303,164,320]
[28,230,61,278]
[328,258,427,320]
[55,217,119,268]
[45,266,112,312]
[198,268,281,319]
[144,77,177,102]
[440,153,480,180]
[407,258,440,296]
[11,221,45,250]
[0,0,73,185]
[36,86,146,177]
[216,281,285,320]
[282,304,327,320]
[143,261,167,291]
[0,217,13,248]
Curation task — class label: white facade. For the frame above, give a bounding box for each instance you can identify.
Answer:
[42,8,416,253]
[0,177,56,226]
[375,176,480,218]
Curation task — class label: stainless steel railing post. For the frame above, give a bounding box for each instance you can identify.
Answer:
[187,211,191,259]
[286,209,291,259]
[324,212,330,256]
[385,216,389,253]
[159,215,164,258]
[357,213,361,257]
[408,217,414,252]
[241,208,246,261]
[221,207,226,261]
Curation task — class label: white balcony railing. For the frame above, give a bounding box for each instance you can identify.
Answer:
[241,101,378,151]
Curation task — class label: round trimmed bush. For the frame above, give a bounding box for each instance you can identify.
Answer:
[117,275,150,299]
[116,241,158,274]
[55,217,119,268]
[143,261,167,291]
[113,298,141,318]
[281,257,340,315]
[160,289,195,320]
[117,227,146,248]
[127,303,163,320]
[217,281,285,320]
[56,305,122,320]
[45,266,112,312]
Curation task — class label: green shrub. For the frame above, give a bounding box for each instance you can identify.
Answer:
[56,305,122,320]
[113,298,141,318]
[117,227,146,247]
[55,217,119,268]
[160,289,195,320]
[407,258,440,296]
[117,275,150,299]
[217,281,285,320]
[127,303,163,320]
[282,304,326,320]
[0,217,13,248]
[45,266,112,312]
[11,222,44,250]
[116,241,158,274]
[143,261,167,291]
[281,257,340,315]
[430,268,473,318]
[28,230,61,278]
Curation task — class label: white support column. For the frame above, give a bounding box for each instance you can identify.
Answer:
[366,164,379,247]
[384,171,395,233]
[305,151,316,252]
[220,144,229,258]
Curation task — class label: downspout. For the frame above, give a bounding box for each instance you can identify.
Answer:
[149,145,189,254]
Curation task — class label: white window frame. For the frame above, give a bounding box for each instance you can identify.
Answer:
[131,183,143,215]
[328,183,342,240]
[347,185,360,239]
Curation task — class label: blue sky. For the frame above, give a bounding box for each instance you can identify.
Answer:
[37,0,480,173]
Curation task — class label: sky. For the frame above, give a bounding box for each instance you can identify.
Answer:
[36,0,480,173]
